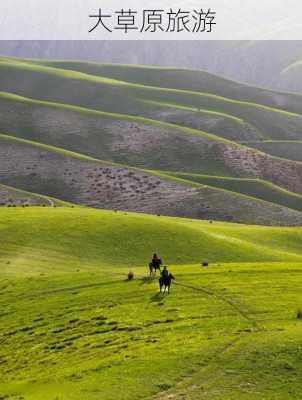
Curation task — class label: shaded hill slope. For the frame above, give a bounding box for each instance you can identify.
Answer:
[0,134,301,225]
[0,183,68,207]
[38,60,302,114]
[1,90,302,197]
[243,140,302,163]
[1,41,302,93]
[2,59,302,143]
[168,172,302,213]
[0,57,302,222]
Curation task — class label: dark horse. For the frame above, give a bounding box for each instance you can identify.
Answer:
[159,273,175,294]
[149,259,162,276]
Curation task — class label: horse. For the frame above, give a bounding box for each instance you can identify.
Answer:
[149,260,162,276]
[159,273,175,294]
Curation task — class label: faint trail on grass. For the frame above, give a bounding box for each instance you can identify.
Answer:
[149,278,261,400]
[137,273,258,327]
[150,336,243,400]
[10,271,127,301]
[173,281,259,328]
[7,271,258,329]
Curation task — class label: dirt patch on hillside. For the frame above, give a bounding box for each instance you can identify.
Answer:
[0,140,302,225]
[221,144,302,194]
[0,185,49,207]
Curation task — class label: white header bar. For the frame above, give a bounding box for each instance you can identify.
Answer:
[0,0,302,40]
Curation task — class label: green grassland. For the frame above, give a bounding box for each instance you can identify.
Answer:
[1,207,302,400]
[1,54,302,400]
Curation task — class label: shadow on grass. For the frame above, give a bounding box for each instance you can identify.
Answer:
[140,276,157,285]
[150,292,165,304]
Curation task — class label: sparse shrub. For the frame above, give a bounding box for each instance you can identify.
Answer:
[202,260,209,267]
[297,309,302,319]
[127,271,134,281]
[157,382,172,391]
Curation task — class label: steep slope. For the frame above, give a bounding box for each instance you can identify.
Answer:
[0,134,301,225]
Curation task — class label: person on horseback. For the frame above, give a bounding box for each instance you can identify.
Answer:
[152,253,162,269]
[159,266,175,294]
[160,265,169,279]
[149,253,162,276]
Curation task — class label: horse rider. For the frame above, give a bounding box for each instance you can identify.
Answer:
[161,265,169,279]
[159,265,175,294]
[151,253,162,270]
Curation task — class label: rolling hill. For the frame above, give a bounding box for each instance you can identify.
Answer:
[1,41,302,94]
[1,48,302,400]
[0,56,301,224]
[2,208,302,271]
[167,172,302,213]
[37,60,302,113]
[1,207,302,400]
[277,60,302,93]
[1,133,301,225]
[242,140,302,163]
[0,182,68,207]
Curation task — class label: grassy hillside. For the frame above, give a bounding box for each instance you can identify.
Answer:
[2,41,302,94]
[2,59,302,144]
[169,172,302,212]
[1,89,302,199]
[0,56,301,223]
[0,182,70,207]
[1,133,301,225]
[1,208,302,399]
[32,60,302,114]
[1,208,302,271]
[244,140,302,162]
[0,91,241,178]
